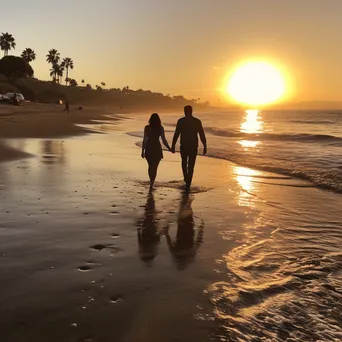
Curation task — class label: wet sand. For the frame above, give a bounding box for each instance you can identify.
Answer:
[0,103,119,162]
[1,109,341,341]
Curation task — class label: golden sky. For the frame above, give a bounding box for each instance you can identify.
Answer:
[2,0,342,105]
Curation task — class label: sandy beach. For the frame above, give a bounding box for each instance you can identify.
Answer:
[1,104,341,342]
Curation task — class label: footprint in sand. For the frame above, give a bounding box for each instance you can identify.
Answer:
[110,296,123,304]
[91,244,122,254]
[78,265,91,272]
[91,244,108,251]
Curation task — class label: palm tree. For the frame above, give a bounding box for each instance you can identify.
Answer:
[81,79,85,86]
[21,48,36,63]
[57,63,65,83]
[50,63,63,83]
[0,32,16,56]
[62,57,74,85]
[46,49,60,65]
[50,66,57,83]
[46,49,61,81]
[101,82,106,89]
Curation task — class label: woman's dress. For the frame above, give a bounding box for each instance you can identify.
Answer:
[145,126,163,163]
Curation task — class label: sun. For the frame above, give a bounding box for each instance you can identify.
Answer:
[226,61,286,106]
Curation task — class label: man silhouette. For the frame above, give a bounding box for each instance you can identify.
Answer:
[171,105,207,190]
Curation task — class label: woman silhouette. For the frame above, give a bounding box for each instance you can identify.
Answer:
[141,113,171,191]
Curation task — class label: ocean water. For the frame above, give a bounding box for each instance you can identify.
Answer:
[125,109,342,341]
[164,109,342,193]
[187,109,342,341]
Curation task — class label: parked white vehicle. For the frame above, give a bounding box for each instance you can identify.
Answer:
[5,93,25,102]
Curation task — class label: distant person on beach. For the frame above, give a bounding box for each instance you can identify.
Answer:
[11,93,19,106]
[141,113,172,191]
[64,101,70,113]
[171,105,207,190]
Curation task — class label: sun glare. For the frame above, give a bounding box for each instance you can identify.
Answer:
[226,61,286,106]
[241,109,262,133]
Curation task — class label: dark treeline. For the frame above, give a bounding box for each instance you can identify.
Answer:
[0,32,210,110]
[0,74,209,110]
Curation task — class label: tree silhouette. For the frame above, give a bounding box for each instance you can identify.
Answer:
[46,49,60,64]
[21,48,36,63]
[58,63,65,83]
[62,57,74,85]
[81,79,85,86]
[50,63,63,83]
[86,83,92,89]
[0,32,16,56]
[0,56,33,78]
[46,49,61,81]
[101,82,106,88]
[69,79,78,87]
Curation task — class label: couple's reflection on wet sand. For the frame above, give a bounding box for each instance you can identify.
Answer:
[137,193,162,265]
[137,192,204,269]
[166,193,204,270]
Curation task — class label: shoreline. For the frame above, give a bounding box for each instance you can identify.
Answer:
[3,103,338,196]
[0,103,122,163]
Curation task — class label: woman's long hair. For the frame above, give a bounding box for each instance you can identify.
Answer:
[149,113,162,129]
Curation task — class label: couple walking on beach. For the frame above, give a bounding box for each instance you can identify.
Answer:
[141,105,207,191]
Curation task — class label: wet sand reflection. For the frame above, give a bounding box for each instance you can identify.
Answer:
[41,140,66,165]
[166,193,204,270]
[137,193,162,265]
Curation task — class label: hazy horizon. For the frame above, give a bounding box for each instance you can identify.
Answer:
[2,0,342,107]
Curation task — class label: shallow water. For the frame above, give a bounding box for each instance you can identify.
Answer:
[130,109,342,192]
[207,179,342,341]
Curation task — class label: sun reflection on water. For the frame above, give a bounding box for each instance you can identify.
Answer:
[234,166,261,207]
[239,140,259,149]
[241,110,263,134]
[239,110,263,150]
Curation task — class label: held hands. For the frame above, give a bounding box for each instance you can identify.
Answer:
[168,147,205,154]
